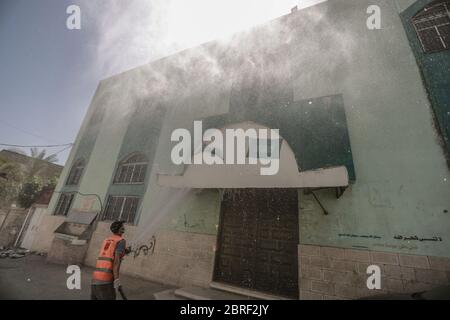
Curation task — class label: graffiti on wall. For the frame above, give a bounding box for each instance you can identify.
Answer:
[128,235,156,259]
[393,235,443,242]
[338,233,382,240]
[337,232,443,252]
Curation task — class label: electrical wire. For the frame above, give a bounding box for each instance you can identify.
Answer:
[0,143,73,148]
[0,119,60,143]
[47,145,73,157]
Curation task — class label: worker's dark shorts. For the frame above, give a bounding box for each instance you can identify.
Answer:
[91,284,116,300]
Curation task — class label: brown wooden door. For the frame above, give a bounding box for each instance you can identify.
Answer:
[214,189,299,299]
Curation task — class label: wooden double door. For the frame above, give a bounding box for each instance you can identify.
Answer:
[214,189,299,299]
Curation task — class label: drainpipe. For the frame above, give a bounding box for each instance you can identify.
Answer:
[13,206,34,248]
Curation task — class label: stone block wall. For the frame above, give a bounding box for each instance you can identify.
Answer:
[137,230,216,288]
[46,237,89,265]
[299,244,450,300]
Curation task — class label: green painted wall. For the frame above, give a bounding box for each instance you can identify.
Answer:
[49,0,450,259]
[400,0,450,160]
[104,97,166,220]
[202,94,356,181]
[48,81,109,213]
[293,0,450,257]
[161,189,221,235]
[49,71,142,215]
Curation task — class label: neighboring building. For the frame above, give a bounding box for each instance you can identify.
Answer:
[0,186,57,249]
[25,0,450,299]
[0,149,61,248]
[0,149,63,182]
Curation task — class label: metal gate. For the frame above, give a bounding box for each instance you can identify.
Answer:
[213,189,299,299]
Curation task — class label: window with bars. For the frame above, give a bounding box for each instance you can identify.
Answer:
[113,153,148,184]
[102,196,140,224]
[54,193,75,216]
[66,159,85,186]
[412,1,450,53]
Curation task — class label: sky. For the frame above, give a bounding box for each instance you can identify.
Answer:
[0,0,325,165]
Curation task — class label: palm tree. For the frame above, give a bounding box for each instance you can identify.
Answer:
[30,147,58,163]
[26,147,58,178]
[5,147,58,163]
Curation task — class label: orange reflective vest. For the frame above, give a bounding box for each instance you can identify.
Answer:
[92,234,125,282]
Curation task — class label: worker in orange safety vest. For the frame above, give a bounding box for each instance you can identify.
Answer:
[91,220,127,300]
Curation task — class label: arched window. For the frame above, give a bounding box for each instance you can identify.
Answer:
[66,159,85,186]
[412,1,450,53]
[102,195,139,223]
[113,153,148,184]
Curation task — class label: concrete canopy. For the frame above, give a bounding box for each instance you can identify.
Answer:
[157,122,349,188]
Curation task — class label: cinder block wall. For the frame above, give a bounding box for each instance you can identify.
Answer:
[299,244,450,300]
[46,237,89,265]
